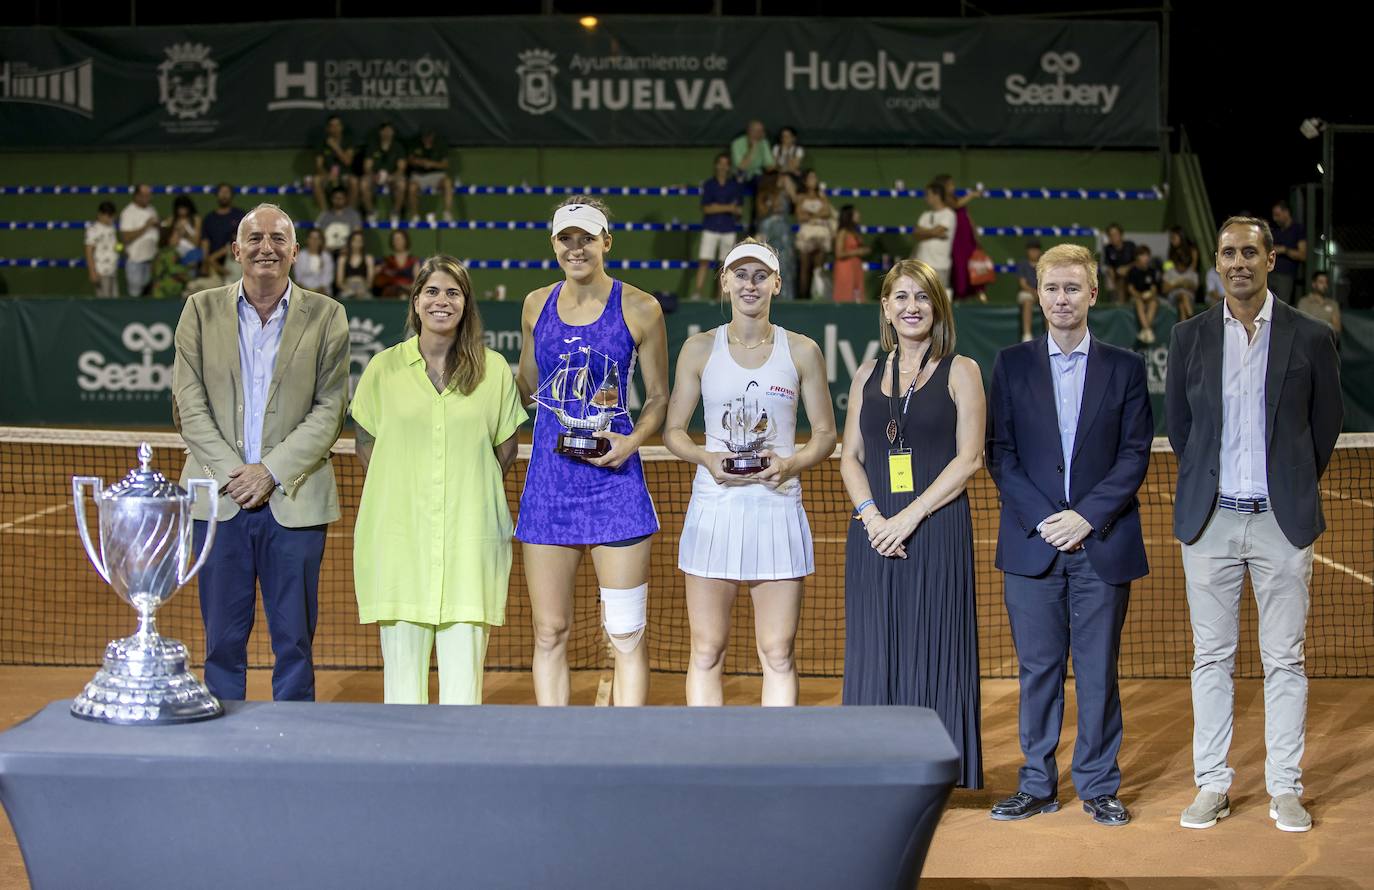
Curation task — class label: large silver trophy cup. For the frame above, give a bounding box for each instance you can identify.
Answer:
[70,443,223,724]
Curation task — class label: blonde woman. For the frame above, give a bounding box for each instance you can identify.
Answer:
[664,238,836,706]
[839,258,986,789]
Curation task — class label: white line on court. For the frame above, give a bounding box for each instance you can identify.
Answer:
[1313,553,1374,588]
[1321,488,1374,510]
[0,502,71,532]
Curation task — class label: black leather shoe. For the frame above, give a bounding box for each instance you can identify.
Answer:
[1083,794,1131,826]
[989,791,1061,821]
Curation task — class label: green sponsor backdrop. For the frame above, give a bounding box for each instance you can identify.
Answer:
[3,299,1370,433]
[0,17,1159,149]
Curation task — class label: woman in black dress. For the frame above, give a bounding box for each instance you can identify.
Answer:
[839,258,986,789]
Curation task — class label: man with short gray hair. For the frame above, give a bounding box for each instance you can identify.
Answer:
[172,203,350,702]
[1166,215,1342,833]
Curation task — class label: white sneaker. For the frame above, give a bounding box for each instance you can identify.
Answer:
[442,211,454,223]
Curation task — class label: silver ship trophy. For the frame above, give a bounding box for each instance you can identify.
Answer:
[720,390,774,475]
[70,442,223,724]
[533,345,627,459]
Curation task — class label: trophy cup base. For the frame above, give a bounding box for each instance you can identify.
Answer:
[556,433,611,459]
[71,633,223,725]
[722,454,770,475]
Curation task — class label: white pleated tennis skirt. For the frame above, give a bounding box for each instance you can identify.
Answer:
[678,481,814,581]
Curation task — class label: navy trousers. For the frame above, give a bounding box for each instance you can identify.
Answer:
[193,507,326,701]
[1004,549,1130,800]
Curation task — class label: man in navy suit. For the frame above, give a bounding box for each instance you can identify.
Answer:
[987,243,1153,826]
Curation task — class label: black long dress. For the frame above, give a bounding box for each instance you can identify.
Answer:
[842,353,983,789]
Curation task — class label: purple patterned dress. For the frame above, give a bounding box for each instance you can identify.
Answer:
[515,280,659,545]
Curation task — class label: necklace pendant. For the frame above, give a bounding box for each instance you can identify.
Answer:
[885,419,898,445]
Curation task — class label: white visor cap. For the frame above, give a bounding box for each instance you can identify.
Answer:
[551,203,610,237]
[723,242,780,274]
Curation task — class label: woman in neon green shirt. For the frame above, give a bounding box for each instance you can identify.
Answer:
[352,255,527,704]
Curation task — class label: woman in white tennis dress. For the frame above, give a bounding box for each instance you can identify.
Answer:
[663,238,838,706]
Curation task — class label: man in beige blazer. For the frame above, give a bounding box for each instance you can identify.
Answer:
[173,203,349,701]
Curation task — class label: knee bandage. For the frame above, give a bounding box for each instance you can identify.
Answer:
[600,584,648,654]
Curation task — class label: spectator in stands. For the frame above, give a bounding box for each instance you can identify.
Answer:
[361,121,407,225]
[1297,271,1341,342]
[755,172,798,302]
[1164,226,1199,321]
[1270,201,1307,303]
[731,118,776,182]
[119,184,160,297]
[1016,240,1043,342]
[932,174,987,302]
[84,201,119,297]
[831,204,869,303]
[773,125,804,184]
[313,115,358,212]
[201,183,245,285]
[374,229,419,298]
[1100,224,1135,304]
[690,152,744,301]
[795,169,835,300]
[316,186,364,254]
[913,178,956,289]
[406,128,455,224]
[1127,245,1162,344]
[336,229,376,300]
[294,228,335,297]
[1205,266,1225,307]
[150,224,190,300]
[169,195,204,269]
[731,119,776,232]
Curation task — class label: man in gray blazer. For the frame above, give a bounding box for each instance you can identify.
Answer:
[173,204,350,702]
[1166,215,1342,833]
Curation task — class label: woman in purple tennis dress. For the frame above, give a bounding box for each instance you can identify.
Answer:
[515,197,670,706]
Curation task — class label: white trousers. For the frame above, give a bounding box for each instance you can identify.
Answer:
[378,620,490,705]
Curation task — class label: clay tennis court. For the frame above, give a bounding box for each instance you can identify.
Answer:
[1,429,1371,887]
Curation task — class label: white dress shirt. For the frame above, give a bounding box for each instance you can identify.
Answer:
[1219,291,1273,499]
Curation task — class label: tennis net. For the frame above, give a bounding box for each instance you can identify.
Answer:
[2,428,1370,679]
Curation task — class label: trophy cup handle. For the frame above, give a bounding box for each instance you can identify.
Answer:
[178,478,220,586]
[72,477,111,584]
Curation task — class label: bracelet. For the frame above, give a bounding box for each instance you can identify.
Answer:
[914,495,932,519]
[853,498,875,519]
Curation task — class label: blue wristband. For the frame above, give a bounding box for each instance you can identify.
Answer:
[854,498,875,518]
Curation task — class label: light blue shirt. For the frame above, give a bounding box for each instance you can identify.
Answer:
[1048,332,1091,502]
[237,282,291,469]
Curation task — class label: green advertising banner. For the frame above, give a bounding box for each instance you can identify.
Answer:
[5,298,1370,433]
[0,17,1160,150]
